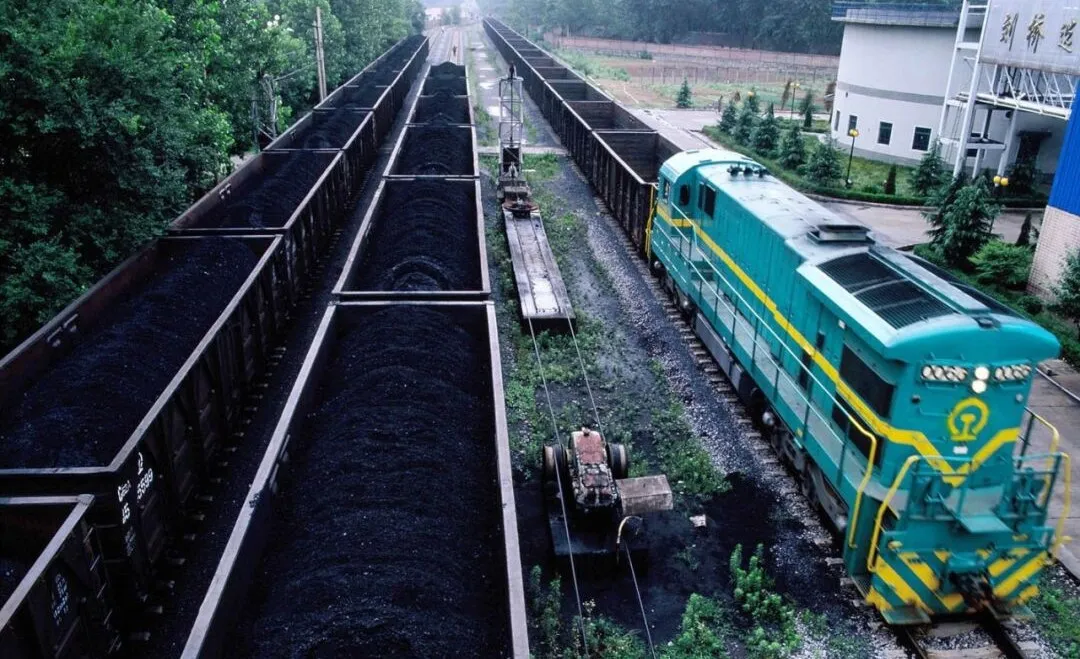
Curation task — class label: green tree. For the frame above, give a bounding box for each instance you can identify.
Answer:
[913,140,948,196]
[744,89,760,115]
[777,123,807,171]
[733,100,757,144]
[884,164,898,195]
[0,0,234,347]
[970,240,1033,289]
[751,103,781,154]
[931,179,1001,269]
[1054,249,1080,339]
[806,139,842,187]
[1008,155,1039,197]
[925,174,969,246]
[718,97,739,135]
[676,78,693,108]
[1017,212,1035,247]
[801,94,815,130]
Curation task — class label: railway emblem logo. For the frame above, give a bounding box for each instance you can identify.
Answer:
[947,398,990,442]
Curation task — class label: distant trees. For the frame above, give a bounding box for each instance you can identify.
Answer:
[0,0,420,350]
[500,0,844,55]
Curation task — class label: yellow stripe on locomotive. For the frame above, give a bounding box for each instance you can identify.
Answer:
[647,148,1071,624]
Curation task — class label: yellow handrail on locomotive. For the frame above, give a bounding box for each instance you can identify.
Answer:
[645,185,657,261]
[866,445,1072,574]
[1026,412,1073,558]
[654,203,882,550]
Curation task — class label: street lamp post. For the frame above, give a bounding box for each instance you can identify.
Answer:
[991,175,1010,232]
[846,128,859,188]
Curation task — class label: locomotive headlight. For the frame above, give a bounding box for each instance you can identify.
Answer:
[921,364,970,383]
[975,366,990,381]
[972,380,988,394]
[993,363,1033,383]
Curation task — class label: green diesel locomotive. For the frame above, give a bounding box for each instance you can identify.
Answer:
[647,148,1071,624]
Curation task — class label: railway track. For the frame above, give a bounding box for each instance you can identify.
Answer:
[895,616,1031,659]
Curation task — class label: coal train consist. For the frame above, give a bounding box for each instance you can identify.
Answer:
[0,35,534,658]
[484,18,1072,625]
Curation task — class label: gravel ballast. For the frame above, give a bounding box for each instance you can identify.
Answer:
[351,180,480,292]
[233,306,508,657]
[0,238,260,469]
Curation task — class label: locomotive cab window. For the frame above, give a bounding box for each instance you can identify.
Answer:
[661,179,670,200]
[678,184,691,206]
[698,184,717,217]
[840,346,894,417]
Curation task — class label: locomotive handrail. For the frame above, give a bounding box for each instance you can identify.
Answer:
[1019,411,1071,558]
[867,455,923,573]
[653,206,880,550]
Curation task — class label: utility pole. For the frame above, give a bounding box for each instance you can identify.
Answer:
[314,6,328,101]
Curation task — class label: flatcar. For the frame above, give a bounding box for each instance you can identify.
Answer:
[647,148,1071,624]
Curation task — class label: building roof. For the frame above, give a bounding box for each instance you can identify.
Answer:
[831,1,961,28]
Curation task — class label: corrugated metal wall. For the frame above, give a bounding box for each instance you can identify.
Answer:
[1050,110,1080,215]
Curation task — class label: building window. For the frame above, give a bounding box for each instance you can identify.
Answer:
[698,184,717,217]
[835,111,840,131]
[848,114,858,132]
[912,127,932,152]
[877,122,892,146]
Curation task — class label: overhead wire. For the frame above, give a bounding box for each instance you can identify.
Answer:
[526,317,589,656]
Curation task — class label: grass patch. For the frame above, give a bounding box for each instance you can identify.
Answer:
[777,117,828,134]
[912,244,1080,368]
[1029,584,1080,658]
[649,360,730,505]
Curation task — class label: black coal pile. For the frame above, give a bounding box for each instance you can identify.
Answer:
[336,83,387,109]
[287,110,366,149]
[236,306,508,657]
[351,181,480,292]
[217,152,329,229]
[423,73,467,96]
[0,239,260,468]
[413,93,470,125]
[393,126,472,176]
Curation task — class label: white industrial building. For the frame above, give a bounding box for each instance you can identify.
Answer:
[830,1,1075,177]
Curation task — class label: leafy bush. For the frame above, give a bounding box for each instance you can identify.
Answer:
[662,594,731,659]
[805,139,843,187]
[730,545,799,659]
[1017,212,1035,247]
[1019,295,1045,316]
[733,101,757,144]
[970,240,1032,289]
[1054,248,1080,339]
[1008,155,1039,197]
[718,98,739,135]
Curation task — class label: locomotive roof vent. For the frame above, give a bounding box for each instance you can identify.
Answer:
[809,223,874,244]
